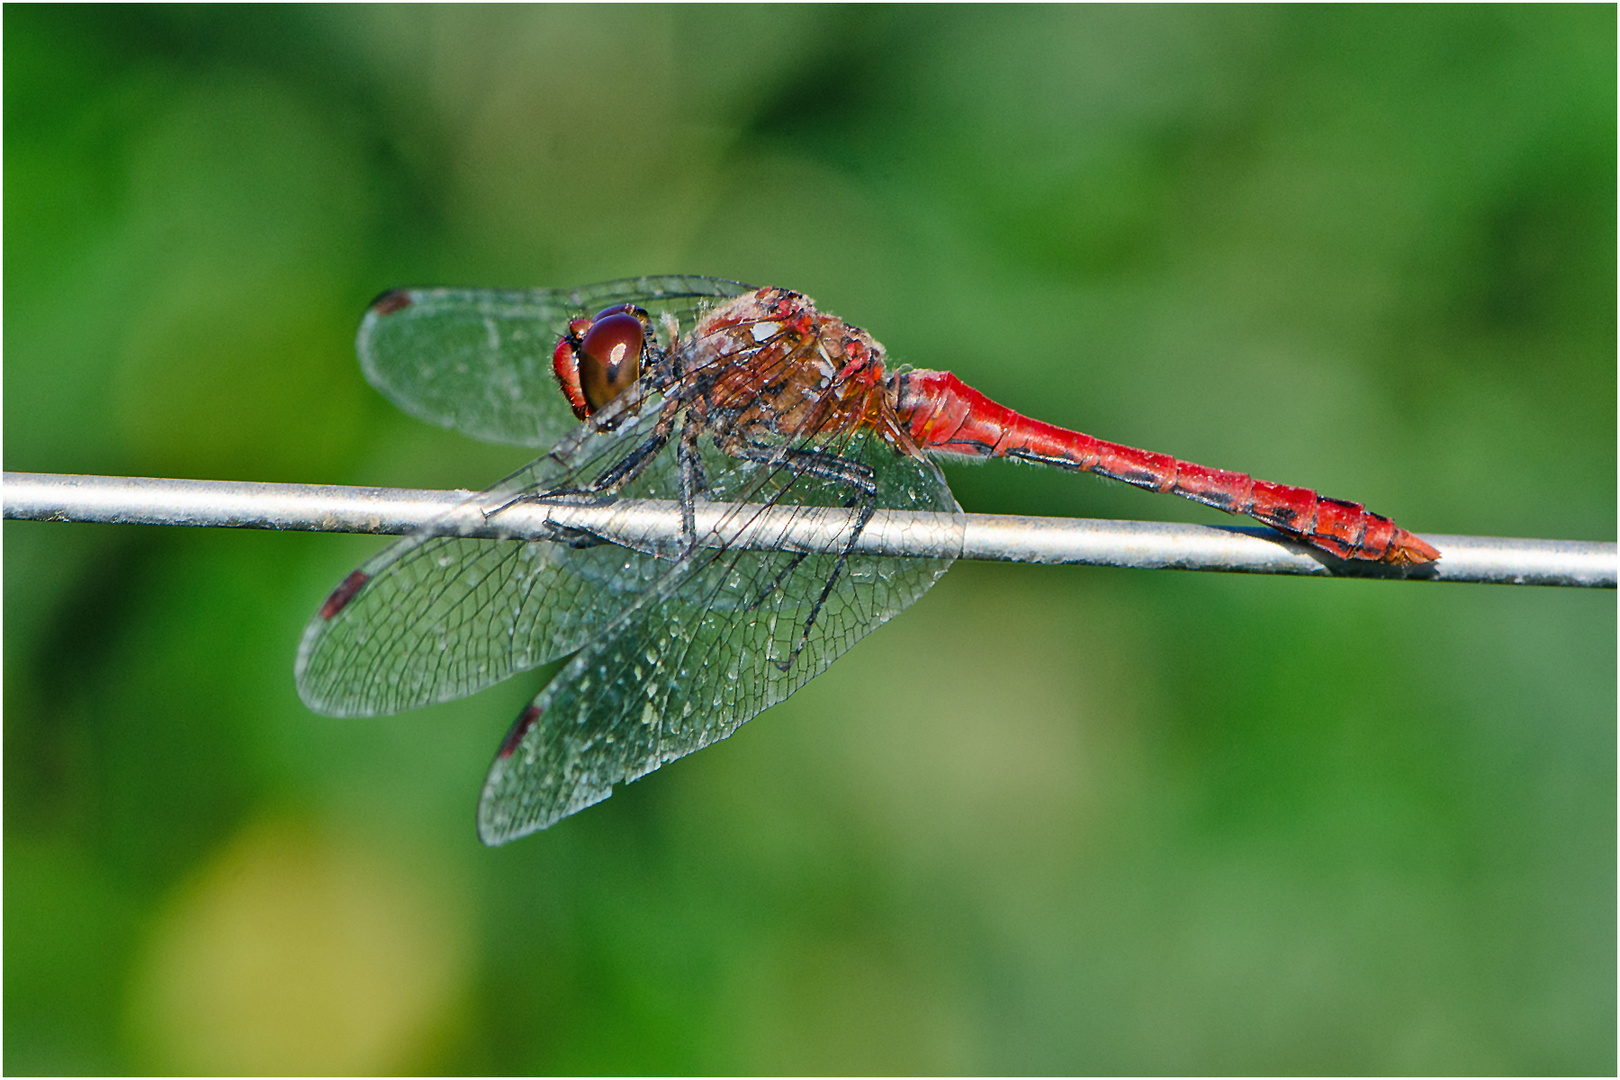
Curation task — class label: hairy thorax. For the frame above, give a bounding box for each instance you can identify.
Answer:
[680,287,908,452]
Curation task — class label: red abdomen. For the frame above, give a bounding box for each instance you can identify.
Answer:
[892,369,1438,565]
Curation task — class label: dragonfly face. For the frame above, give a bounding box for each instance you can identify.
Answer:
[551,303,658,420]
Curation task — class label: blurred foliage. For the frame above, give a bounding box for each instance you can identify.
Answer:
[4,6,1614,1074]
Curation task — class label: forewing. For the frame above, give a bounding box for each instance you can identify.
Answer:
[296,391,691,717]
[476,426,965,844]
[358,275,752,447]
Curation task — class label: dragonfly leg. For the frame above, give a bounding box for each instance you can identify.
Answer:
[676,414,707,545]
[578,411,678,494]
[479,406,687,554]
[722,439,878,672]
[492,405,680,523]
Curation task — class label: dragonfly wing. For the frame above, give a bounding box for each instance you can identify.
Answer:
[358,276,753,447]
[476,427,965,844]
[296,392,695,717]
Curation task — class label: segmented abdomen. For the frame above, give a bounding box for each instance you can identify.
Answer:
[893,369,1438,565]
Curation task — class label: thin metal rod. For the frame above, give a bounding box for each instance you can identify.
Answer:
[4,471,1613,588]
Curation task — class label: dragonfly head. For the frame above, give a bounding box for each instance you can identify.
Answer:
[552,304,653,420]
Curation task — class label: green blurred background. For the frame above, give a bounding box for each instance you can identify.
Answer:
[6,6,1614,1074]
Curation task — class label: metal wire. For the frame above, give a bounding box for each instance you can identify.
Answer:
[4,471,1613,587]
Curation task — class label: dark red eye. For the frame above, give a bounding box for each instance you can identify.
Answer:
[577,311,644,412]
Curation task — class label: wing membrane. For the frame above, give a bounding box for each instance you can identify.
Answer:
[309,278,969,843]
[358,275,752,447]
[476,426,964,843]
[295,404,679,717]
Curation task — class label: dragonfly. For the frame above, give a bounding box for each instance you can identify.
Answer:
[297,275,1438,845]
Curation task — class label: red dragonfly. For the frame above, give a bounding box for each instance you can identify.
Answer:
[297,276,1437,844]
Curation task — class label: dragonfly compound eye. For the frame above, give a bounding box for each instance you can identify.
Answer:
[578,311,646,413]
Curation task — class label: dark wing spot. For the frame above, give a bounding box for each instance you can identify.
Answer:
[498,704,543,760]
[319,569,370,620]
[369,289,413,316]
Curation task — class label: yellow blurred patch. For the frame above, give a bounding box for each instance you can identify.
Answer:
[127,818,470,1075]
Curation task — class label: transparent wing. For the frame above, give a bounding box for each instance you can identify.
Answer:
[476,425,964,844]
[296,388,689,717]
[358,275,752,447]
[311,279,966,842]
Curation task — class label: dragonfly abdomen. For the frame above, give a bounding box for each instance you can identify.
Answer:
[893,369,1438,565]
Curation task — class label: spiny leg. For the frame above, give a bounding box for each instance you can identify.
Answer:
[676,412,708,546]
[485,402,682,540]
[722,439,879,672]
